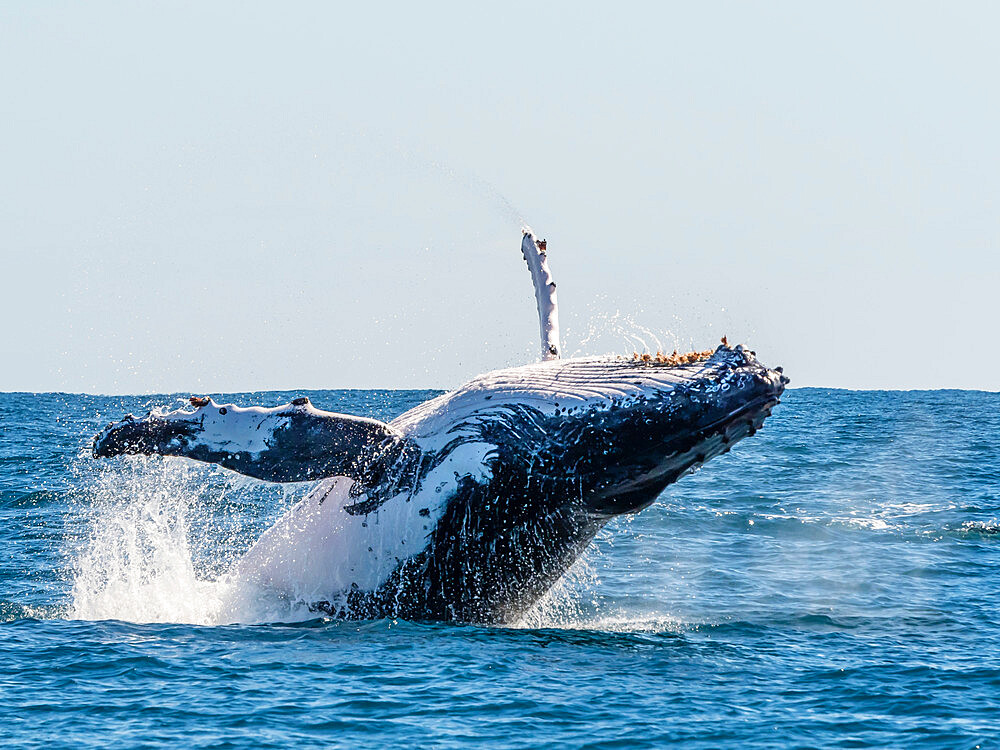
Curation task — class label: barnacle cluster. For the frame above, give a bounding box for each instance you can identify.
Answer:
[624,337,729,367]
[631,348,715,365]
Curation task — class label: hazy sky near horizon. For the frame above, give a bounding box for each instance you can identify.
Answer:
[2,2,997,393]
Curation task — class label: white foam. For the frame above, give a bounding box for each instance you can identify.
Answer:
[69,458,317,625]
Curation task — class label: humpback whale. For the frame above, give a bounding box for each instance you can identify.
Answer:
[93,232,787,624]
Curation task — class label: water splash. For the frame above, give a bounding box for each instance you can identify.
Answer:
[66,457,681,631]
[516,551,599,629]
[72,459,214,623]
[68,457,317,625]
[569,310,681,359]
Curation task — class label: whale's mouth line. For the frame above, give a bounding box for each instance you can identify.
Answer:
[701,393,782,434]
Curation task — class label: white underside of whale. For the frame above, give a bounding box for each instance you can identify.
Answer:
[231,441,494,605]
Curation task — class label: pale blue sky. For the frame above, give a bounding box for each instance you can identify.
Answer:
[2,2,997,393]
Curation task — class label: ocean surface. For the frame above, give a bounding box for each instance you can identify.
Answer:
[1,387,998,748]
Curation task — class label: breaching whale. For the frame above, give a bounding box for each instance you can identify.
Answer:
[93,232,787,624]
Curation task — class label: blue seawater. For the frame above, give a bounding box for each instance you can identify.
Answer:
[1,388,998,748]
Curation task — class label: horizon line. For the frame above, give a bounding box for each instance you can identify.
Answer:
[2,384,997,398]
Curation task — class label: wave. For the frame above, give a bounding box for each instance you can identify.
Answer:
[952,520,1000,537]
[66,458,312,625]
[0,489,67,507]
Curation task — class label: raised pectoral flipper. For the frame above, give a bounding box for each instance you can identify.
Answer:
[93,396,408,483]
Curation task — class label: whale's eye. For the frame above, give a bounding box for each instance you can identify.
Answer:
[219,408,227,415]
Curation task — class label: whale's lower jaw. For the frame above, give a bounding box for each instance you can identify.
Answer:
[587,393,781,516]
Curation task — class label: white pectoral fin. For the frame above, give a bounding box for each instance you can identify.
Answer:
[521,230,560,361]
[93,397,409,483]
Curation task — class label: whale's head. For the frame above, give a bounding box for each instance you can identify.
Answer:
[378,343,787,621]
[394,343,788,518]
